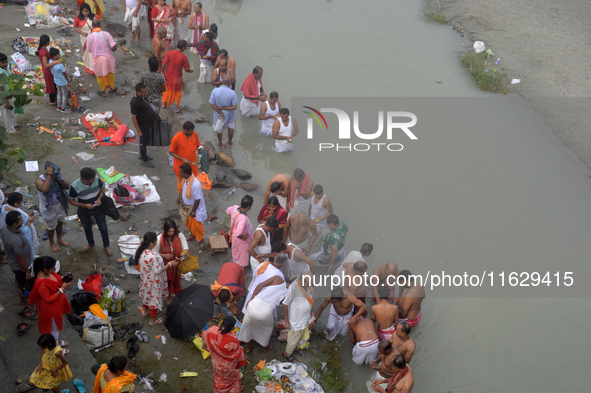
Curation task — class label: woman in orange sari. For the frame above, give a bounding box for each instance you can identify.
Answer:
[257,196,288,243]
[151,0,175,50]
[92,356,136,393]
[203,316,247,393]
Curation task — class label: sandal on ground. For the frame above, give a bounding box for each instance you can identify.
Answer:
[16,374,30,384]
[58,340,68,347]
[175,106,185,113]
[16,382,34,392]
[73,378,86,393]
[282,352,297,363]
[135,330,144,342]
[62,348,70,355]
[138,306,148,317]
[17,319,31,336]
[141,331,149,342]
[126,336,137,348]
[293,347,306,357]
[18,307,37,320]
[149,317,164,325]
[128,343,139,358]
[200,243,208,251]
[96,90,107,97]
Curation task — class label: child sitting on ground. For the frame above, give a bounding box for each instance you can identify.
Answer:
[18,333,72,393]
[49,48,71,113]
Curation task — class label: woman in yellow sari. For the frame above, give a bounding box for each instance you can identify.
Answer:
[86,0,105,21]
[93,356,136,393]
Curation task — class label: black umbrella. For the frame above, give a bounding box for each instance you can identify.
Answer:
[165,284,216,339]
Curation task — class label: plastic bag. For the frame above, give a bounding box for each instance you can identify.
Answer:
[12,37,28,54]
[81,273,103,298]
[255,368,272,381]
[98,284,126,313]
[192,336,211,359]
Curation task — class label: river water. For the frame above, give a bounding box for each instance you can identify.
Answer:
[174,0,591,391]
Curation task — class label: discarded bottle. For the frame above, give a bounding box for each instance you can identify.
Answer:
[168,156,173,167]
[226,188,236,197]
[495,58,500,65]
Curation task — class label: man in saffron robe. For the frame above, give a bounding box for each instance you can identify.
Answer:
[83,20,117,97]
[162,39,193,113]
[177,163,208,250]
[169,121,201,193]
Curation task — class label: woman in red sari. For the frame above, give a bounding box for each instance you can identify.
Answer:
[203,316,247,393]
[257,196,288,243]
[151,0,175,50]
[28,256,72,352]
[36,35,61,106]
[153,219,188,305]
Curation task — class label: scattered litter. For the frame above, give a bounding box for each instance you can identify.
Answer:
[80,96,91,101]
[138,374,154,391]
[495,58,500,65]
[150,176,160,181]
[473,41,485,53]
[25,161,39,172]
[158,373,167,382]
[76,49,80,52]
[78,131,87,138]
[173,357,178,360]
[34,116,41,121]
[73,67,81,77]
[511,79,521,84]
[0,335,7,341]
[65,247,70,256]
[124,151,139,154]
[179,371,198,378]
[161,335,166,344]
[65,215,78,221]
[76,152,95,161]
[154,351,162,360]
[16,28,21,32]
[24,23,30,27]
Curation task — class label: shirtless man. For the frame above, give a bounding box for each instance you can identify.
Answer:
[211,58,229,87]
[283,213,317,254]
[349,317,379,365]
[371,286,399,340]
[314,287,366,341]
[214,49,236,89]
[371,261,400,302]
[396,270,425,327]
[371,355,414,393]
[152,26,167,72]
[389,322,415,363]
[370,340,399,379]
[264,174,291,211]
[272,241,316,281]
[172,0,191,46]
[291,168,314,215]
[334,260,368,316]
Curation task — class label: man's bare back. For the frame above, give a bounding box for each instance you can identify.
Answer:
[374,348,400,378]
[390,334,415,364]
[372,262,399,300]
[287,213,316,244]
[350,318,378,344]
[371,300,398,329]
[264,174,291,203]
[398,285,424,320]
[152,35,166,62]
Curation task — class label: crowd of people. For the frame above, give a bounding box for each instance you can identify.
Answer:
[0,1,428,392]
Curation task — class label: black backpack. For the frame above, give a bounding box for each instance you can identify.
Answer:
[70,291,98,316]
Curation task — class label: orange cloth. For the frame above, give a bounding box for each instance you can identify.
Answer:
[93,364,136,393]
[210,283,234,302]
[183,174,196,200]
[296,277,314,307]
[162,89,183,107]
[169,131,201,178]
[185,216,205,241]
[257,261,271,276]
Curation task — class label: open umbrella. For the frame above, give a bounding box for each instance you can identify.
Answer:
[165,284,216,339]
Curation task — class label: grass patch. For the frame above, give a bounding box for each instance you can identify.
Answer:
[425,13,447,23]
[309,330,347,393]
[461,51,508,93]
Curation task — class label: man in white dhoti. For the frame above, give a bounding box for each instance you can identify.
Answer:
[239,254,289,353]
[314,287,366,341]
[172,0,191,46]
[240,66,267,117]
[309,184,333,244]
[272,107,299,153]
[350,318,380,365]
[272,242,316,282]
[124,0,147,42]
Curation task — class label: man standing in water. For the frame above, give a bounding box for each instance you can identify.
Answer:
[308,184,333,244]
[259,92,281,136]
[396,270,425,327]
[209,76,238,148]
[196,32,219,83]
[263,174,291,211]
[350,317,380,365]
[282,213,317,254]
[214,49,236,89]
[240,66,267,117]
[370,261,400,302]
[172,0,191,46]
[314,287,366,341]
[290,168,314,215]
[390,322,416,363]
[370,340,400,379]
[371,286,399,340]
[333,259,368,316]
[211,58,230,87]
[272,108,298,152]
[310,214,348,274]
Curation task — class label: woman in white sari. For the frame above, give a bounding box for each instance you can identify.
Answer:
[73,3,95,75]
